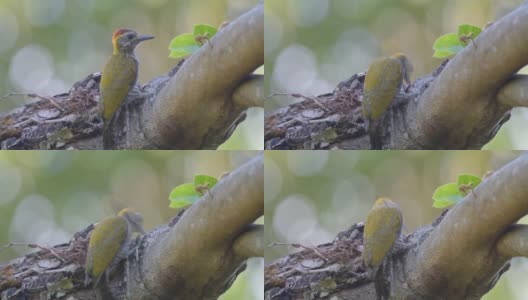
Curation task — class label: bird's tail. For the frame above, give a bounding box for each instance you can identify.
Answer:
[369,122,383,150]
[102,120,113,149]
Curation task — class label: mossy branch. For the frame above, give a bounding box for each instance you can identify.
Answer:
[403,153,528,298]
[496,224,528,257]
[497,74,528,107]
[400,2,528,149]
[233,75,265,108]
[142,3,264,149]
[132,154,263,299]
[233,224,264,258]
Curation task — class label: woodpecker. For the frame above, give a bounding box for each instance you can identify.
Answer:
[362,53,413,149]
[363,197,403,279]
[99,28,154,148]
[84,208,145,288]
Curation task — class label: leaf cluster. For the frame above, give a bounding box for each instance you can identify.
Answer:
[168,24,218,59]
[169,174,219,208]
[432,174,482,208]
[433,24,482,58]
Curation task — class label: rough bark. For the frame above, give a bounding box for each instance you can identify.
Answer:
[264,2,528,150]
[265,153,528,299]
[0,154,264,300]
[0,3,264,150]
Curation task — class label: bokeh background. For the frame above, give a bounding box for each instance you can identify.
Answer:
[0,0,263,150]
[0,151,263,300]
[265,0,528,150]
[265,151,527,300]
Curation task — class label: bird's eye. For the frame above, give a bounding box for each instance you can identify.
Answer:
[127,34,134,40]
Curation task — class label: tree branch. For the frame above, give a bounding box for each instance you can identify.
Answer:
[497,74,528,107]
[128,153,263,299]
[143,3,264,149]
[496,224,528,258]
[233,75,265,108]
[233,224,264,258]
[404,154,528,299]
[0,154,263,300]
[402,2,528,149]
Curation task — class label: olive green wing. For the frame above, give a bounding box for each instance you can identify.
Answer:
[100,55,138,121]
[85,216,128,281]
[363,57,403,121]
[363,198,403,269]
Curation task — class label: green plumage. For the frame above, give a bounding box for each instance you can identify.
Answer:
[84,208,144,288]
[363,198,403,273]
[100,53,138,122]
[363,57,403,121]
[362,53,412,149]
[85,216,129,287]
[99,28,153,148]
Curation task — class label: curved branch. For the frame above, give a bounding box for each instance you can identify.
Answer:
[497,74,528,107]
[143,3,264,149]
[496,224,528,258]
[233,74,265,108]
[405,153,528,298]
[402,2,528,149]
[135,154,264,299]
[233,224,264,258]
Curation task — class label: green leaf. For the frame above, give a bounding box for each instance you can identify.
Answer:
[193,24,217,39]
[456,174,481,188]
[194,175,218,195]
[169,183,200,208]
[432,183,464,208]
[168,33,200,58]
[432,33,463,58]
[168,24,218,58]
[457,24,481,39]
[456,173,481,195]
[433,49,455,59]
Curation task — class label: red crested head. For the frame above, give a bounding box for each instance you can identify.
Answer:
[110,28,153,54]
[112,28,135,42]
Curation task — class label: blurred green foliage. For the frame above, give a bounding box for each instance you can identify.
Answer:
[265,150,525,299]
[264,0,527,149]
[0,151,262,300]
[0,0,263,150]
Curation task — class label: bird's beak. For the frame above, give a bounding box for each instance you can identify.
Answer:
[136,35,155,43]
